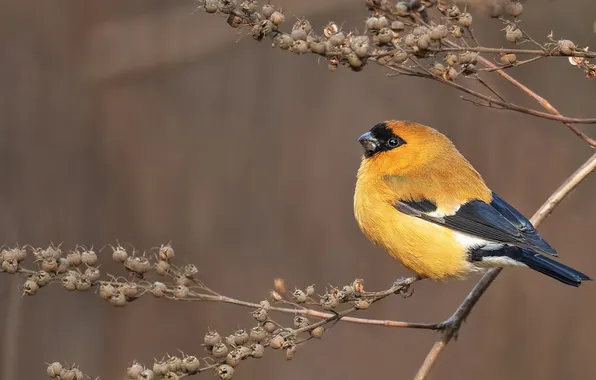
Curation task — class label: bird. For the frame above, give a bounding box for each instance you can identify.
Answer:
[353,120,591,287]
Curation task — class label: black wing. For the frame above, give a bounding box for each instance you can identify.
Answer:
[394,192,557,256]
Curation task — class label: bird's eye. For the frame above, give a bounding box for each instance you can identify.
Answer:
[388,138,399,147]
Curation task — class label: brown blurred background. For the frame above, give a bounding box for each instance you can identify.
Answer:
[0,0,595,379]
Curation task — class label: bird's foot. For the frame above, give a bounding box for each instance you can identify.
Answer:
[392,277,415,298]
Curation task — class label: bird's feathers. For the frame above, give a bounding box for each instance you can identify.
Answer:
[393,192,557,257]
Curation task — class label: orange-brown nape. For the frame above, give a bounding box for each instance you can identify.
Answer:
[353,120,591,286]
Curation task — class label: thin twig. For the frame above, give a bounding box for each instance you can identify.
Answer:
[414,152,596,380]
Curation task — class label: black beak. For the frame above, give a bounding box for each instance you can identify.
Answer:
[358,131,378,157]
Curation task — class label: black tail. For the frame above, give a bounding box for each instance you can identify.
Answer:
[518,249,591,287]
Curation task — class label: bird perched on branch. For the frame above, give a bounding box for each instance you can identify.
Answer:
[354,120,591,286]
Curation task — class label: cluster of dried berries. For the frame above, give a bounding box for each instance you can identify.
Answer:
[196,0,594,80]
[46,362,90,380]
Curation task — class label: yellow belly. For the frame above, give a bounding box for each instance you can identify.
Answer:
[354,191,472,280]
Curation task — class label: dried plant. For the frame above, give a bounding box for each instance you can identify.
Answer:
[5,0,595,379]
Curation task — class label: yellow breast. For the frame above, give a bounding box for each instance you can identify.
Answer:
[354,175,472,280]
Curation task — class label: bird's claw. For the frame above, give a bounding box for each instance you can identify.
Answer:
[392,277,415,297]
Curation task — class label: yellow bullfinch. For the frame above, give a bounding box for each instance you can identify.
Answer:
[354,121,591,286]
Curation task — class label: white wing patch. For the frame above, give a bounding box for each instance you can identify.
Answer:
[474,256,527,268]
[453,230,500,250]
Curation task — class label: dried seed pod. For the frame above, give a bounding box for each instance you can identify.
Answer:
[139,369,155,380]
[233,329,249,345]
[292,40,309,54]
[558,40,576,55]
[153,360,169,376]
[269,11,285,25]
[60,369,77,380]
[81,250,98,266]
[328,32,345,47]
[42,258,58,273]
[350,35,370,58]
[275,34,294,50]
[204,0,218,13]
[252,307,268,322]
[320,293,339,310]
[451,26,463,38]
[240,0,258,15]
[23,279,39,295]
[99,283,117,300]
[76,276,91,291]
[217,364,234,380]
[62,273,78,291]
[121,282,138,298]
[377,16,390,29]
[226,13,243,28]
[261,4,275,18]
[430,62,445,75]
[395,1,409,16]
[285,344,297,361]
[293,315,310,329]
[505,1,523,17]
[404,34,417,47]
[429,25,448,40]
[505,26,523,43]
[294,19,312,34]
[174,285,189,299]
[500,53,517,64]
[218,0,236,14]
[292,289,307,303]
[34,270,52,286]
[305,285,315,296]
[183,263,198,277]
[181,356,200,373]
[155,260,170,276]
[226,349,243,367]
[309,40,327,54]
[393,49,409,63]
[67,250,82,266]
[416,34,431,50]
[47,362,63,378]
[412,26,428,36]
[84,267,100,282]
[458,51,475,64]
[205,330,222,346]
[252,20,274,41]
[57,258,69,273]
[269,334,284,349]
[151,281,167,297]
[391,20,405,31]
[324,22,339,38]
[352,279,364,294]
[226,334,237,347]
[291,28,307,41]
[14,248,27,262]
[458,13,472,27]
[447,4,461,17]
[377,28,393,44]
[127,362,144,379]
[250,343,265,358]
[354,299,371,310]
[490,2,503,18]
[463,63,477,74]
[444,53,458,66]
[159,244,175,260]
[110,292,127,307]
[262,321,276,333]
[212,343,229,358]
[166,356,182,372]
[444,67,459,81]
[163,372,178,380]
[310,326,324,338]
[365,16,380,31]
[250,326,267,342]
